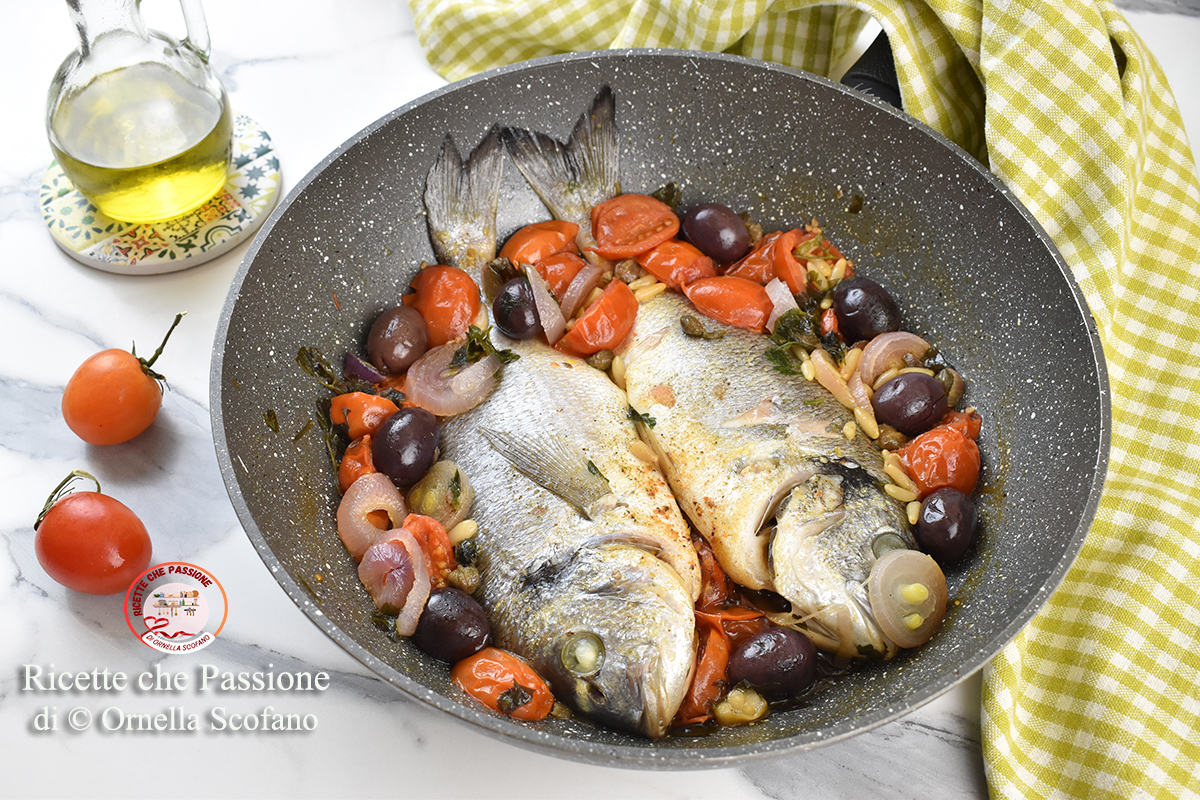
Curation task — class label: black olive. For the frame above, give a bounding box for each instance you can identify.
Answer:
[366,306,429,373]
[682,203,750,264]
[726,627,816,701]
[915,488,978,562]
[372,408,438,487]
[492,276,542,340]
[411,587,490,662]
[872,372,948,437]
[832,277,901,342]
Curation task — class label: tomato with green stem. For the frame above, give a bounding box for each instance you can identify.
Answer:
[61,313,185,445]
[450,647,555,720]
[34,471,152,595]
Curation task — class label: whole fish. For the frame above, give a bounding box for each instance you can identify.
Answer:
[619,292,931,660]
[425,125,700,737]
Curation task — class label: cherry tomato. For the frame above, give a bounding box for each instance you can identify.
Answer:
[402,265,481,347]
[636,239,717,289]
[34,471,152,595]
[940,408,983,441]
[683,276,772,332]
[338,436,378,493]
[535,251,587,298]
[674,611,731,726]
[588,194,680,259]
[401,513,455,589]
[499,220,579,265]
[451,647,555,721]
[819,307,839,337]
[898,424,981,497]
[557,280,638,356]
[61,313,184,445]
[329,392,399,441]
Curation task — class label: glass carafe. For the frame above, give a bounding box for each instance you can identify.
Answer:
[46,0,232,224]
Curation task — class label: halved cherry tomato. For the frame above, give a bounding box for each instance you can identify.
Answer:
[34,471,152,596]
[535,252,587,298]
[329,392,399,441]
[683,276,772,332]
[557,280,638,356]
[451,647,555,721]
[636,239,717,289]
[61,313,184,445]
[674,611,731,726]
[725,230,788,284]
[819,307,839,336]
[402,265,481,347]
[402,513,455,588]
[694,534,732,612]
[588,194,680,259]
[338,436,377,493]
[898,424,981,497]
[500,220,579,266]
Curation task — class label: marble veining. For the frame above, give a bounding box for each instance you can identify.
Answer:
[1,2,1197,798]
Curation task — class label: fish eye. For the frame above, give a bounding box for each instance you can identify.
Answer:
[871,532,907,558]
[561,631,606,678]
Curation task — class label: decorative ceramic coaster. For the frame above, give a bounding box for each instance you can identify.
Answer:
[41,114,281,276]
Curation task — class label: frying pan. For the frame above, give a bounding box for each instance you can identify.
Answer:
[211,49,1109,768]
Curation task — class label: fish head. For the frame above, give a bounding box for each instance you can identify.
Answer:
[769,460,916,660]
[531,544,696,737]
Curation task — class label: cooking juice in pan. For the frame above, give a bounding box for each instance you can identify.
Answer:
[49,62,232,223]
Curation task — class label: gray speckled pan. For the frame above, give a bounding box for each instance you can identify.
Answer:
[211,50,1109,768]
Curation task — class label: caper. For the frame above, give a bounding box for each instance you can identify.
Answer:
[586,349,615,371]
[446,565,481,595]
[875,424,909,452]
[680,313,727,340]
[936,367,966,408]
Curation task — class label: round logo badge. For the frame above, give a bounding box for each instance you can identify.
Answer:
[124,563,228,653]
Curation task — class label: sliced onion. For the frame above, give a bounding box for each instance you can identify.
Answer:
[765,277,799,333]
[558,264,604,320]
[857,332,930,388]
[393,529,431,636]
[523,264,566,344]
[358,531,416,613]
[344,352,387,384]
[867,549,947,648]
[336,473,407,561]
[809,348,856,409]
[405,342,500,416]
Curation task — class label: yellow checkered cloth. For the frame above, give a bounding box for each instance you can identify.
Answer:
[408,1,1200,796]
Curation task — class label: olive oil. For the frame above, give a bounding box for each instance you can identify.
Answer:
[50,62,232,223]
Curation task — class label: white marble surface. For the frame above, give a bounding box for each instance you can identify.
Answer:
[1,3,1196,798]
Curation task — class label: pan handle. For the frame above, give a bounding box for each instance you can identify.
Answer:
[840,32,903,109]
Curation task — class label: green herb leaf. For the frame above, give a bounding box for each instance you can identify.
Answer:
[769,308,820,351]
[450,326,519,369]
[264,408,280,433]
[450,470,462,507]
[586,460,608,482]
[628,406,657,428]
[497,681,533,715]
[764,346,804,375]
[292,420,314,442]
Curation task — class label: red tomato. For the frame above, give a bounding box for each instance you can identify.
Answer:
[402,265,481,347]
[636,239,717,289]
[557,280,638,356]
[940,408,983,441]
[34,473,152,595]
[500,220,580,265]
[683,276,772,332]
[451,647,555,721]
[724,230,786,284]
[588,194,680,259]
[898,424,981,497]
[338,436,377,493]
[329,393,399,441]
[535,252,587,298]
[61,313,184,445]
[674,611,731,726]
[401,513,455,589]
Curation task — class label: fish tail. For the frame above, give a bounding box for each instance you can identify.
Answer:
[423,124,505,275]
[500,86,618,248]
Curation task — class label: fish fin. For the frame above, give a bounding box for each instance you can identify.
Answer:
[423,125,504,275]
[500,86,618,231]
[480,426,618,520]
